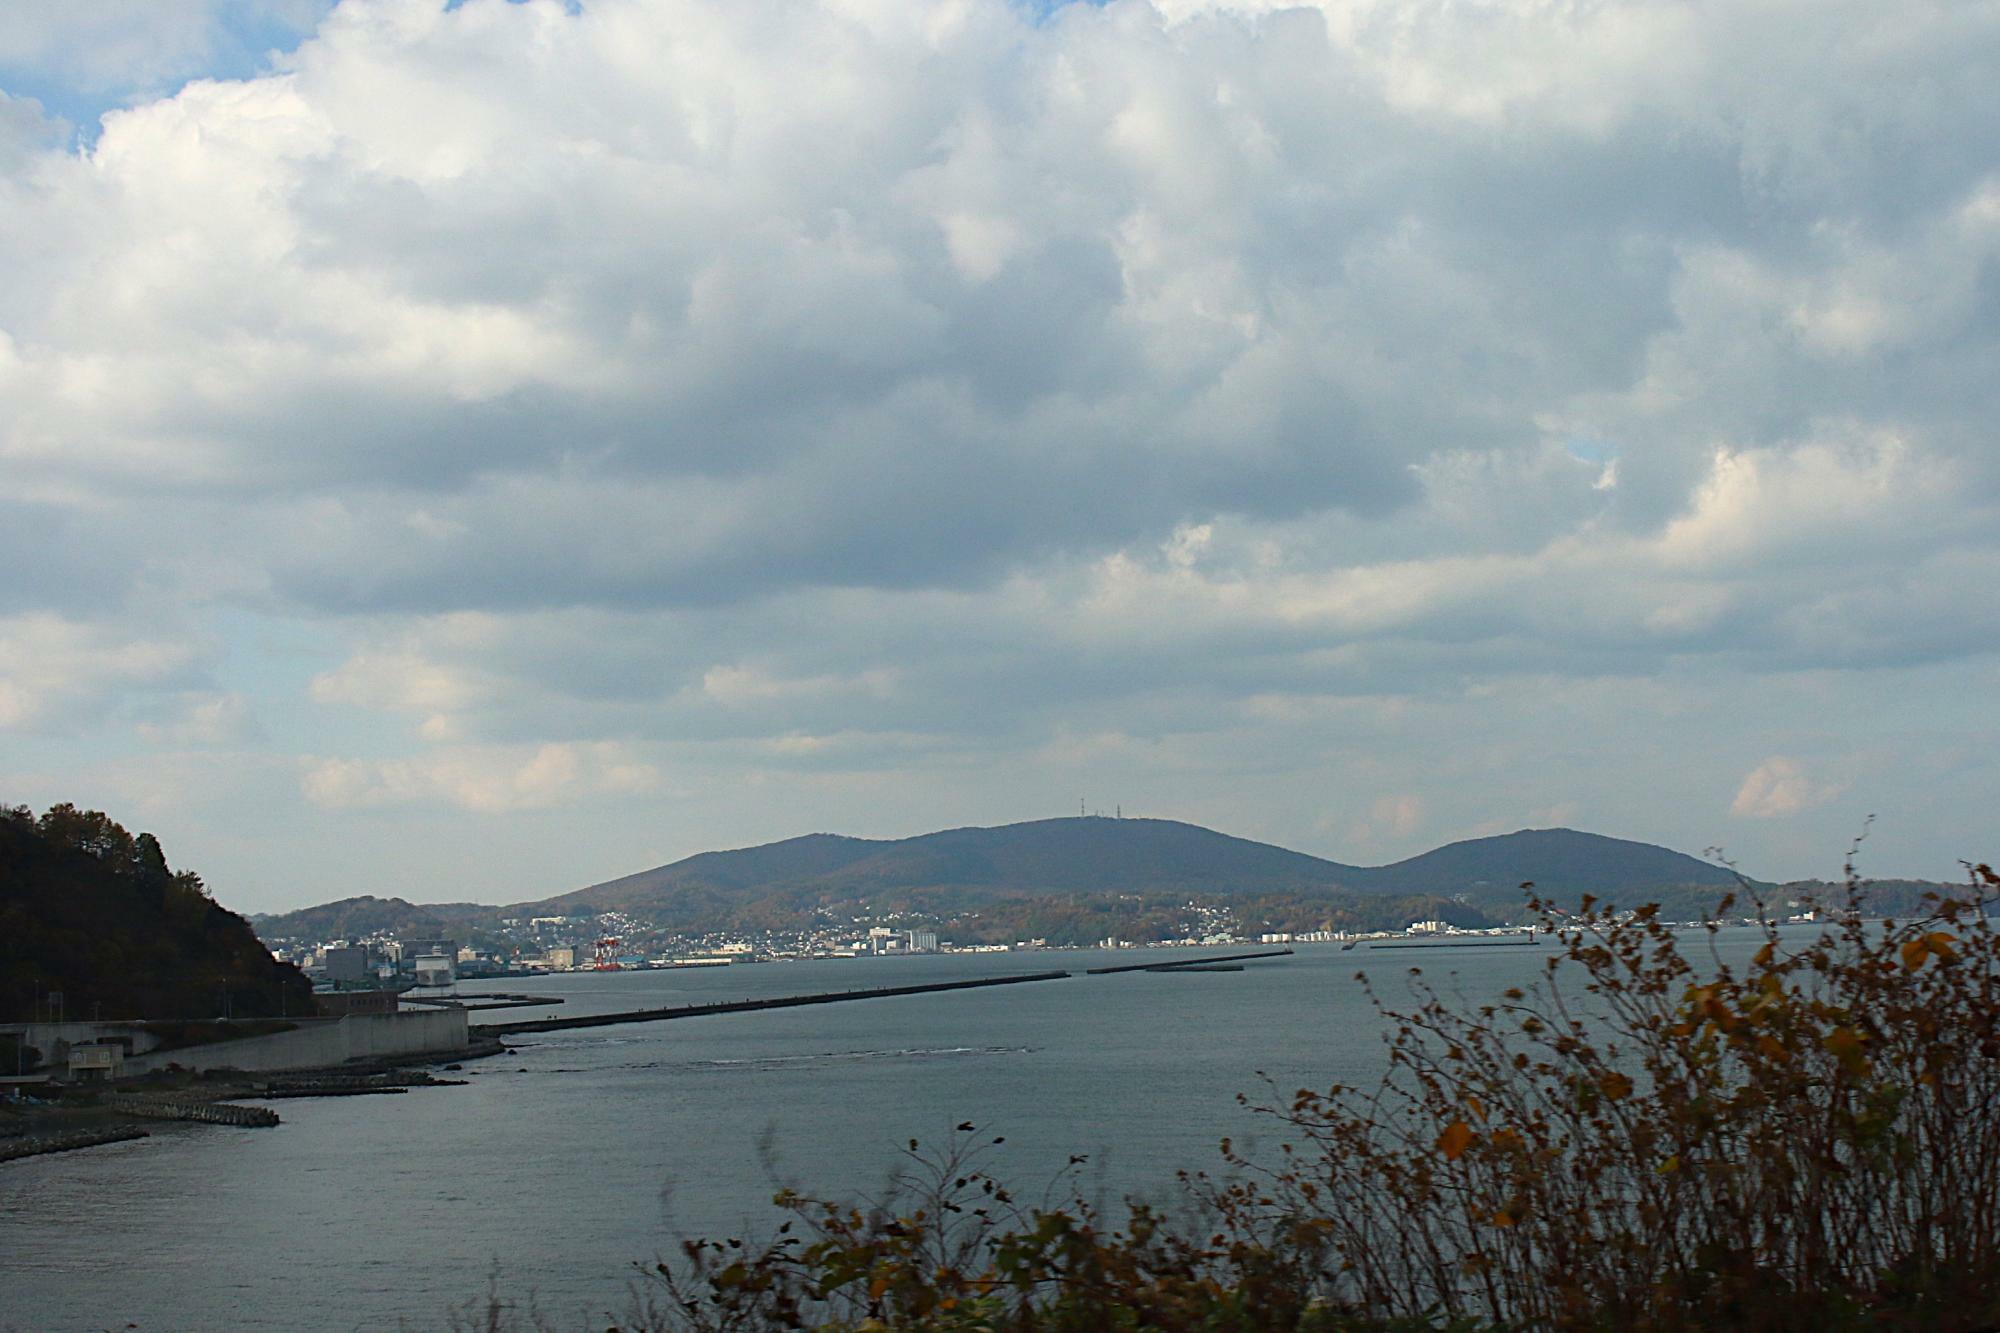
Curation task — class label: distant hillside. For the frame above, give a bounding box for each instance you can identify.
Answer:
[253,895,450,943]
[522,818,1364,916]
[1359,828,1745,915]
[516,818,1750,928]
[1,804,311,1022]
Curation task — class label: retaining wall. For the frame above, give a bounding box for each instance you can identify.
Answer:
[1,1021,169,1059]
[121,1010,469,1075]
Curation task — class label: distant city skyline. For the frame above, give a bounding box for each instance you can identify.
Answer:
[4,0,1997,912]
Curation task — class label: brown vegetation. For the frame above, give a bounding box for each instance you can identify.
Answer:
[590,858,2000,1331]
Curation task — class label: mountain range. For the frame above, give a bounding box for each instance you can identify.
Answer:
[256,818,1750,941]
[531,818,1742,914]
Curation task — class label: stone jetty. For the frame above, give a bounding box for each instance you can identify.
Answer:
[0,1127,151,1163]
[105,1095,280,1127]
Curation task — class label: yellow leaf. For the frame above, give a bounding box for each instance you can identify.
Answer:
[1600,1071,1634,1101]
[1438,1121,1475,1161]
[1754,941,1775,968]
[1824,1026,1869,1074]
[1902,938,1929,971]
[1492,1210,1518,1228]
[1656,1155,1681,1175]
[1467,1095,1488,1123]
[1926,931,1959,962]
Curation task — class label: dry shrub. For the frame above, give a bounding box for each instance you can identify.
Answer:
[635,859,2000,1331]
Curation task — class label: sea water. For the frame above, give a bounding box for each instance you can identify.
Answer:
[0,928,1797,1331]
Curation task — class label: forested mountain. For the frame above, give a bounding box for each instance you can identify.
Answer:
[250,816,1971,943]
[1362,828,1744,915]
[512,817,1753,930]
[0,804,312,1022]
[252,895,450,943]
[536,818,1366,916]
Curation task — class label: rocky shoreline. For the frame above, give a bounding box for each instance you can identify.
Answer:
[0,1037,507,1165]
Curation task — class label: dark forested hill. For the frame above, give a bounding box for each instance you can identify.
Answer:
[0,804,312,1022]
[515,817,1750,928]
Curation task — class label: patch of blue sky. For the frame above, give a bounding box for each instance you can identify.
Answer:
[204,609,396,751]
[1010,0,1112,26]
[444,0,583,12]
[1563,436,1620,467]
[0,1,333,149]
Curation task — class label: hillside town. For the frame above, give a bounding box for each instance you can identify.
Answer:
[263,899,1253,990]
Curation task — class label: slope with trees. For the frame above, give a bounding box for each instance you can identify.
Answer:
[516,818,1755,929]
[0,803,311,1023]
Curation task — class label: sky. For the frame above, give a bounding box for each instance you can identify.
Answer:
[3,0,1998,913]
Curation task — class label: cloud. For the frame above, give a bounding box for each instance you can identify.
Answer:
[300,741,660,813]
[3,0,1999,901]
[135,691,263,747]
[0,615,201,730]
[1732,757,1843,820]
[0,2,331,100]
[1348,792,1425,847]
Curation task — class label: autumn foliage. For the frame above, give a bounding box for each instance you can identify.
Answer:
[498,858,2000,1331]
[0,803,312,1024]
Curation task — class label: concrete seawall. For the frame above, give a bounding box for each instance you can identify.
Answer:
[121,1010,470,1075]
[479,970,1072,1036]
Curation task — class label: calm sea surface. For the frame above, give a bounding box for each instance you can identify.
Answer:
[0,928,1799,1330]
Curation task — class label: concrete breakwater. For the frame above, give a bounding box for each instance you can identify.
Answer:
[105,1096,280,1127]
[1085,948,1294,976]
[0,1126,151,1163]
[255,1070,463,1097]
[478,970,1072,1036]
[402,992,564,1011]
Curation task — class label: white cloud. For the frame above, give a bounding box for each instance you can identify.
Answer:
[698,663,900,707]
[1731,756,1843,820]
[311,646,493,716]
[1348,792,1425,847]
[0,615,200,729]
[135,691,262,746]
[3,0,1999,901]
[301,741,660,813]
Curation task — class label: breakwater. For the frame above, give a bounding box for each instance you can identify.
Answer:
[256,1070,464,1098]
[477,970,1071,1036]
[105,1096,280,1127]
[1365,934,1537,950]
[401,992,563,1011]
[1086,948,1293,976]
[0,1127,150,1163]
